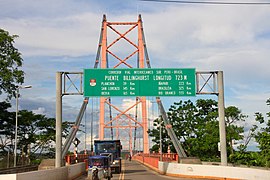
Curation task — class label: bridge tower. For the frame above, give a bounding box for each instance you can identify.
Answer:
[94,15,150,153]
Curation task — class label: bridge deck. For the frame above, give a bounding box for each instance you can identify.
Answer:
[76,160,210,180]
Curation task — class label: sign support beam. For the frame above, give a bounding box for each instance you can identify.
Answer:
[55,72,62,167]
[217,71,227,166]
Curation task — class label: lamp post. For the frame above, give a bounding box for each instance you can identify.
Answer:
[159,118,162,161]
[14,85,32,167]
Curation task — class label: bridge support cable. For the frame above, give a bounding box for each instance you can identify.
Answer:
[84,109,87,154]
[140,15,151,69]
[94,15,106,69]
[156,97,187,159]
[61,97,89,159]
[90,97,94,152]
[129,118,133,156]
[109,98,114,140]
[133,97,139,151]
[138,15,149,154]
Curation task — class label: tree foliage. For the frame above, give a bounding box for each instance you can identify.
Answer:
[253,98,270,167]
[225,106,246,154]
[0,101,15,153]
[229,98,270,167]
[0,101,70,161]
[149,99,246,161]
[0,28,24,99]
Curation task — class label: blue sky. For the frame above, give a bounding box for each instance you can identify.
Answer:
[1,0,270,151]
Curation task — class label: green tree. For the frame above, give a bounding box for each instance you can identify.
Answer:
[186,99,220,160]
[0,101,70,163]
[0,28,24,99]
[17,110,70,158]
[149,99,220,160]
[254,98,270,167]
[225,106,246,154]
[0,101,15,154]
[229,99,269,167]
[149,99,246,161]
[148,116,169,153]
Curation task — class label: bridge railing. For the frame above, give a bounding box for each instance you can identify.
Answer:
[133,153,179,170]
[65,154,89,170]
[134,153,178,161]
[65,154,89,164]
[147,153,179,162]
[65,153,178,171]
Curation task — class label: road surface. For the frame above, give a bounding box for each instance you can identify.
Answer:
[77,160,211,180]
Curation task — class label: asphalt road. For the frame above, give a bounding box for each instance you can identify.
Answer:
[115,160,180,180]
[79,160,211,180]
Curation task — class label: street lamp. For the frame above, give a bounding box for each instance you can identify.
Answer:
[14,85,32,167]
[159,117,162,161]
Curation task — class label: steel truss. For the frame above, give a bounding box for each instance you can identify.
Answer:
[62,72,83,95]
[96,14,150,155]
[196,71,218,95]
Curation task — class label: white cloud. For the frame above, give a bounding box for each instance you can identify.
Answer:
[32,107,46,115]
[1,13,101,57]
[228,91,270,117]
[143,6,269,54]
[119,98,158,120]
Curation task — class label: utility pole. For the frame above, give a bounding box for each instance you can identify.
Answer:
[14,85,32,167]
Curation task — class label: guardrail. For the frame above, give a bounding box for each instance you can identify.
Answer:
[133,153,161,170]
[65,154,89,165]
[133,153,179,168]
[65,154,89,171]
[143,153,179,162]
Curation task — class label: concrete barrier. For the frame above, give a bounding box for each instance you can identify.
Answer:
[159,161,270,180]
[0,174,16,180]
[67,162,86,179]
[17,166,68,180]
[0,162,86,180]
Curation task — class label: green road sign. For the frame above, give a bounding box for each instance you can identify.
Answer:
[84,68,196,97]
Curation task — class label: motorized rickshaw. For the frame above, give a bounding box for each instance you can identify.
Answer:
[88,155,112,180]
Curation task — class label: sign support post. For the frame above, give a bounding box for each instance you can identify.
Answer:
[217,71,227,166]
